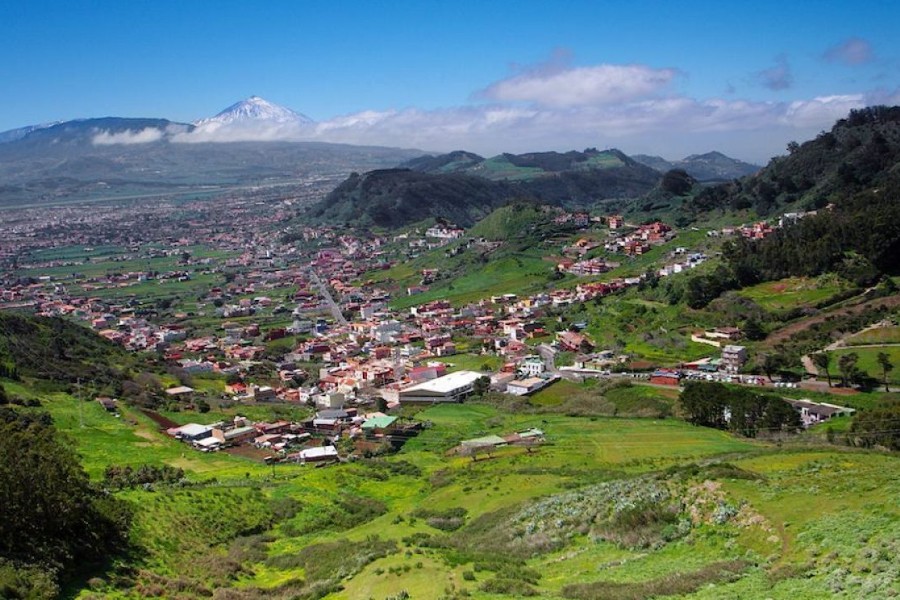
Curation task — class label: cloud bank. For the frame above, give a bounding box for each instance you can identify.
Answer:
[91,54,896,163]
[479,63,677,106]
[92,127,164,145]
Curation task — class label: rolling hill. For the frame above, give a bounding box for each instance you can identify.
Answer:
[633,151,760,182]
[686,105,900,217]
[312,148,662,228]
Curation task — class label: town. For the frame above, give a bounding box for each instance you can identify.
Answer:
[2,195,855,466]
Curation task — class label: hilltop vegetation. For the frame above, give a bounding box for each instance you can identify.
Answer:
[308,169,514,228]
[310,149,660,228]
[0,312,136,388]
[632,151,761,182]
[686,106,900,218]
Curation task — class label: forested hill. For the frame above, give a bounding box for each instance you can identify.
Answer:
[306,169,515,228]
[664,107,900,309]
[309,149,661,228]
[632,151,761,182]
[0,312,134,387]
[686,105,900,217]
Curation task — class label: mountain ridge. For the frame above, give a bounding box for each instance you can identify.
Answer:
[632,151,761,181]
[310,148,663,228]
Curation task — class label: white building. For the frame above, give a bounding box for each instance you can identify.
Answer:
[506,377,546,396]
[519,355,545,377]
[399,370,483,403]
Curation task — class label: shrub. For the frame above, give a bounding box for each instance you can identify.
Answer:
[479,578,538,596]
[562,560,749,600]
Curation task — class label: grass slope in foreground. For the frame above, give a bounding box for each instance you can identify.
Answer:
[10,377,899,600]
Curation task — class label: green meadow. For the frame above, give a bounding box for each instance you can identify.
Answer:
[829,346,900,385]
[736,275,852,311]
[7,375,898,599]
[847,325,900,345]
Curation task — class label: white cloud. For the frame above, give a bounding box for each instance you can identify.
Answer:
[479,63,677,107]
[92,127,164,145]
[780,95,867,127]
[171,120,314,143]
[116,54,897,163]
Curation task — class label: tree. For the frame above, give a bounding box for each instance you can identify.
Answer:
[761,353,783,382]
[812,352,832,387]
[679,381,800,438]
[837,352,860,387]
[851,399,900,450]
[0,408,131,592]
[877,352,894,392]
[472,376,491,397]
[742,318,766,342]
[661,169,695,196]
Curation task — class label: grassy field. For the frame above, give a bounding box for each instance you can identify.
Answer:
[846,325,900,345]
[829,346,900,385]
[390,251,554,310]
[439,353,503,373]
[3,379,279,480]
[10,379,895,600]
[737,275,851,311]
[581,291,723,364]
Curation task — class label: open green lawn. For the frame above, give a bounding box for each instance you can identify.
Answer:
[737,275,851,311]
[439,353,502,373]
[391,252,554,310]
[847,325,900,345]
[829,346,900,385]
[3,381,281,480]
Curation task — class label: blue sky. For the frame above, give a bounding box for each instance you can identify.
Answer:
[1,0,898,162]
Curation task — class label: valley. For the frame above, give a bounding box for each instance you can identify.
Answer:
[1,106,899,600]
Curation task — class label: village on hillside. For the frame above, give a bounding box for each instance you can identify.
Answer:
[1,200,855,463]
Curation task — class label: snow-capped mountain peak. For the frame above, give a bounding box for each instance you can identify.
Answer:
[195,96,313,127]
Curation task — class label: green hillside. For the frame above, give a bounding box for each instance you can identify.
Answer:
[686,105,900,218]
[0,312,136,388]
[309,149,661,228]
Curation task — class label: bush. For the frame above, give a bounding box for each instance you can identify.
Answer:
[562,560,749,600]
[479,578,538,596]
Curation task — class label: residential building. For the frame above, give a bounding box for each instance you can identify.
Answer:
[721,345,748,373]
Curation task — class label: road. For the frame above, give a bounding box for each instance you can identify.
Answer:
[536,344,558,372]
[307,268,348,327]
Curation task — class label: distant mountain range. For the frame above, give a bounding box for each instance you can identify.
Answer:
[631,151,761,182]
[0,97,422,207]
[0,96,760,210]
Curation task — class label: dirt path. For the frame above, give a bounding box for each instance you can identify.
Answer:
[800,355,818,376]
[140,409,180,430]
